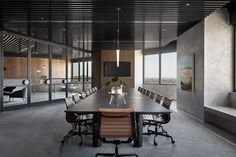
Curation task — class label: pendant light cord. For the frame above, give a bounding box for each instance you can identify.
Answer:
[117,8,120,49]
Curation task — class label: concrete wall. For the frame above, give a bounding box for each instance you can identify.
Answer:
[143,84,176,100]
[177,8,236,134]
[177,21,205,120]
[203,9,235,134]
[204,8,234,108]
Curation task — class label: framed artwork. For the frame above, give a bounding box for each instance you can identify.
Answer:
[180,53,194,92]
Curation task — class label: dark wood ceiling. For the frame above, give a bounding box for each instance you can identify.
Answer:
[1,0,230,51]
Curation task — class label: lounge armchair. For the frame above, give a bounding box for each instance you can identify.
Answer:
[9,88,26,101]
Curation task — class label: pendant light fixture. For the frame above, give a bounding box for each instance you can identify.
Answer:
[116,8,120,67]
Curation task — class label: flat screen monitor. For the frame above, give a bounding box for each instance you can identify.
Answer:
[104,62,131,77]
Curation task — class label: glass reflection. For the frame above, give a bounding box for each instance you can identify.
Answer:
[51,46,66,100]
[3,34,28,107]
[31,41,49,103]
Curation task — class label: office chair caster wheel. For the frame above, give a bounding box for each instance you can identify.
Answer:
[79,141,83,145]
[171,140,175,144]
[154,140,157,146]
[61,140,65,144]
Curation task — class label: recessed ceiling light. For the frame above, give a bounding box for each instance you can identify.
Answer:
[162,28,167,32]
[186,3,190,6]
[40,17,44,20]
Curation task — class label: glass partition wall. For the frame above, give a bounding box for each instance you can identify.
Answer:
[51,46,66,100]
[2,33,29,107]
[31,41,49,103]
[0,31,92,110]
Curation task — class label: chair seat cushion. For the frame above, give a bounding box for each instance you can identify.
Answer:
[153,115,164,122]
[143,114,154,121]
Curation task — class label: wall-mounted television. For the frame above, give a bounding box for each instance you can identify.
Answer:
[104,62,131,77]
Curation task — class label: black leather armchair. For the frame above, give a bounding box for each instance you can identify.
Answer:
[9,88,26,101]
[3,86,16,96]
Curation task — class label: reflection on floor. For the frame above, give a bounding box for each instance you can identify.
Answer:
[0,103,235,157]
[3,92,77,107]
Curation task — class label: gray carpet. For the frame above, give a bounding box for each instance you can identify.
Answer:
[0,103,235,157]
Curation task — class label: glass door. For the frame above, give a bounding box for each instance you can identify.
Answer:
[2,33,29,107]
[31,41,49,103]
[51,45,66,100]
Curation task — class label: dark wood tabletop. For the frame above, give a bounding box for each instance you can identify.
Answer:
[65,87,171,114]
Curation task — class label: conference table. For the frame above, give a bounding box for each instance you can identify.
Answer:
[65,87,171,147]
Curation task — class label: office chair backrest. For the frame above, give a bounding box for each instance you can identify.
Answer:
[138,87,141,92]
[3,86,16,92]
[99,108,134,138]
[162,97,172,110]
[145,90,151,97]
[155,94,162,104]
[85,90,90,96]
[140,88,143,93]
[92,87,96,93]
[89,88,93,94]
[80,92,87,99]
[65,112,78,123]
[72,94,81,104]
[150,92,156,100]
[64,97,75,109]
[142,89,146,95]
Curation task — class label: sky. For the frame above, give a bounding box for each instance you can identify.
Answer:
[144,52,177,79]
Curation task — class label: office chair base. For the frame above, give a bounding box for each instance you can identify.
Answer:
[61,127,83,145]
[144,128,175,146]
[95,143,138,157]
[95,153,138,157]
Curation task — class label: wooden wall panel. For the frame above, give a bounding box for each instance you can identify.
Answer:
[52,59,66,78]
[101,50,134,88]
[4,56,66,79]
[4,57,27,78]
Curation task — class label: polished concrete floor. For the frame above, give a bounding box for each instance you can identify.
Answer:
[0,103,235,157]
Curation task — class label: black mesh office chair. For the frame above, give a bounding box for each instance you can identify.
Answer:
[61,97,83,145]
[72,94,81,104]
[145,90,151,97]
[155,93,162,104]
[140,88,144,93]
[92,87,96,93]
[85,89,91,96]
[89,88,93,94]
[80,91,87,99]
[149,92,156,100]
[143,97,175,146]
[95,108,138,157]
[138,87,141,92]
[142,89,147,95]
[73,93,93,129]
[61,97,92,145]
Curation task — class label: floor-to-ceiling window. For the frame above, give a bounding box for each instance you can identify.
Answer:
[144,54,159,84]
[144,52,177,85]
[161,52,177,84]
[69,50,92,95]
[67,49,82,96]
